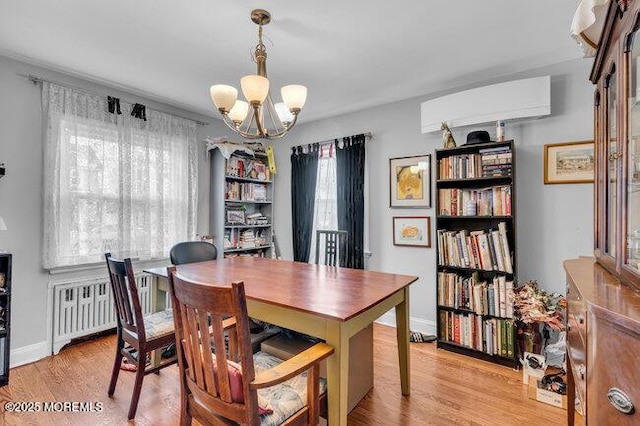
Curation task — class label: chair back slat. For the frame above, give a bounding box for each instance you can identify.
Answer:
[179,305,196,384]
[185,307,206,389]
[210,314,233,403]
[167,268,258,425]
[197,310,217,396]
[105,253,145,340]
[315,230,348,267]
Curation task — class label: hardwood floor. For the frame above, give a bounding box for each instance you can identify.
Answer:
[0,324,571,425]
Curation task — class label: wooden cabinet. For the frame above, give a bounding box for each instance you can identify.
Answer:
[434,140,517,367]
[0,253,11,386]
[567,3,640,424]
[565,258,640,425]
[591,0,640,290]
[209,148,273,258]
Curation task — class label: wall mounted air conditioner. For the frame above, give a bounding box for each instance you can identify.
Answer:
[420,76,551,133]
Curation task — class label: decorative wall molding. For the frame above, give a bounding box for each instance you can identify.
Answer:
[10,340,49,368]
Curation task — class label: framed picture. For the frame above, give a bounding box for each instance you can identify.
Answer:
[226,209,246,224]
[389,155,431,207]
[544,141,595,184]
[393,216,431,247]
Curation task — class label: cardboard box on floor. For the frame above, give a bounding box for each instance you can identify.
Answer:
[261,324,373,413]
[527,377,568,410]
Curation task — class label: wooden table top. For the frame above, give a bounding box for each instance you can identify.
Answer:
[145,256,418,322]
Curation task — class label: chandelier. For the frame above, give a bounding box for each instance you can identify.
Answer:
[210,9,307,140]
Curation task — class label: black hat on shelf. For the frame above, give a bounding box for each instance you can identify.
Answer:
[465,130,491,145]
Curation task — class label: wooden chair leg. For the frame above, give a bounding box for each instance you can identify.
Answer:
[127,363,145,420]
[108,340,124,396]
[180,408,192,426]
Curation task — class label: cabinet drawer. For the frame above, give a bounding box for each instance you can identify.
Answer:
[567,329,587,409]
[589,316,640,425]
[566,280,586,345]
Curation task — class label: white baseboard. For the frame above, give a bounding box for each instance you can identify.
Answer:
[375,312,436,336]
[10,341,49,368]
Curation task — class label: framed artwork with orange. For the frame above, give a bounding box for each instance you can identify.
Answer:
[389,154,431,208]
[393,216,431,247]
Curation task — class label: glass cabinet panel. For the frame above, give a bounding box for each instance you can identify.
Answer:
[627,39,640,272]
[607,69,618,258]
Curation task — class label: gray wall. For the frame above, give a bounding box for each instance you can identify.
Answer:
[0,55,229,360]
[271,58,595,333]
[0,52,594,358]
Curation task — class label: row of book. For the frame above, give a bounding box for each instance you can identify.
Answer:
[223,228,269,250]
[246,212,269,225]
[437,271,514,318]
[438,146,512,180]
[225,182,268,202]
[437,222,513,273]
[226,155,270,182]
[224,250,267,259]
[438,310,515,358]
[438,185,511,217]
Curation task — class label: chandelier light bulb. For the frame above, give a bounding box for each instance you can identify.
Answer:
[274,102,294,124]
[228,100,249,123]
[241,75,270,105]
[281,85,307,112]
[210,85,238,113]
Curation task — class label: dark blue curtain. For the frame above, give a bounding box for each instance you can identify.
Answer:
[336,134,366,269]
[291,144,319,262]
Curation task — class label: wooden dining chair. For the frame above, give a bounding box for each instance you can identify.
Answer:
[170,241,218,265]
[167,266,334,426]
[315,230,348,267]
[104,253,178,420]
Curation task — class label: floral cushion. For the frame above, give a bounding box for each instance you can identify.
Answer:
[143,309,174,339]
[253,351,327,426]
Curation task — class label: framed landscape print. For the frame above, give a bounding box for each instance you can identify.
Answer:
[389,154,431,207]
[544,141,595,184]
[393,216,431,247]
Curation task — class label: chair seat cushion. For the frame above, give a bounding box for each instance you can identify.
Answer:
[143,309,174,339]
[253,351,327,426]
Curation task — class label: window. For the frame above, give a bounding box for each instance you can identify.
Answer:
[42,83,197,268]
[309,147,337,263]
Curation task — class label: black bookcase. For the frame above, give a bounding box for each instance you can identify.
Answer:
[435,140,518,368]
[0,253,11,386]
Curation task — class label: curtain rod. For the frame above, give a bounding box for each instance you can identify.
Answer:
[293,132,373,149]
[18,73,210,126]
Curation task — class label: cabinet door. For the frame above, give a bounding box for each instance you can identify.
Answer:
[625,29,640,275]
[605,65,620,261]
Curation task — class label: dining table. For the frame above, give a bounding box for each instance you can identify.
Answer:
[145,256,418,425]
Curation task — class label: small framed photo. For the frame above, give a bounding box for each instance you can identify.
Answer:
[389,155,431,207]
[393,216,431,247]
[226,209,246,225]
[544,141,595,184]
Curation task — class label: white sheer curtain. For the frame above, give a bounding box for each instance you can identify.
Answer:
[308,145,338,264]
[42,82,198,269]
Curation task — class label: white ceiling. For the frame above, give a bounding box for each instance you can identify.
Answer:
[0,1,583,123]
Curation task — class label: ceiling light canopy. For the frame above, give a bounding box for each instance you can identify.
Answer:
[210,9,307,140]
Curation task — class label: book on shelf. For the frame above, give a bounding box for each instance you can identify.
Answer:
[438,311,515,356]
[437,145,512,180]
[225,181,270,202]
[438,271,514,319]
[436,222,513,274]
[226,155,270,181]
[438,185,512,216]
